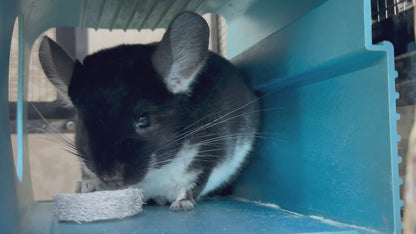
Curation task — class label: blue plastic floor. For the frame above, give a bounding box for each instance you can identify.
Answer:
[18,197,371,234]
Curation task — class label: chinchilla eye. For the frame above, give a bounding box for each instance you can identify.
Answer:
[135,114,150,128]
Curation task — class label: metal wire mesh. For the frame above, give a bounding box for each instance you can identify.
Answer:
[373,0,415,22]
[8,22,57,103]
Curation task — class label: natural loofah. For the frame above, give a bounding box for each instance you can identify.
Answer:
[53,188,144,223]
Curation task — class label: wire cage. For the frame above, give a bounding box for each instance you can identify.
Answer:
[372,0,415,22]
[371,0,416,209]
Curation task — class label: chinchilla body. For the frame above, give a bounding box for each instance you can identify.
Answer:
[39,12,259,211]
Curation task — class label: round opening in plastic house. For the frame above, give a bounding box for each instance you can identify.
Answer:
[9,16,20,182]
[1,0,407,233]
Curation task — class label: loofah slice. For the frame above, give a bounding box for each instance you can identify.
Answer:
[53,188,144,223]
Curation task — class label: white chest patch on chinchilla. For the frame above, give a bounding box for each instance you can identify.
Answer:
[201,138,253,195]
[134,141,200,202]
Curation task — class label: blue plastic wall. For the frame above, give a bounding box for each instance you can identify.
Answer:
[0,1,82,233]
[232,0,401,232]
[0,0,19,233]
[0,0,401,233]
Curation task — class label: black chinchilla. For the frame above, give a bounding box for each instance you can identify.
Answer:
[39,12,259,211]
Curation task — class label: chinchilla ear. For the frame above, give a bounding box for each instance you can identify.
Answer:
[39,36,76,107]
[152,11,209,94]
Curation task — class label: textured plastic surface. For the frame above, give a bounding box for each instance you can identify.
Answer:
[19,198,366,234]
[0,0,400,233]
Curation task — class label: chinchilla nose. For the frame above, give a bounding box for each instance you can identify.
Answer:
[100,163,126,188]
[101,174,125,188]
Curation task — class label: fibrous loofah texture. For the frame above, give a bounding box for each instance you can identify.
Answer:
[54,188,144,223]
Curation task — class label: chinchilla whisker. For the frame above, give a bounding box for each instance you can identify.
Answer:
[199,131,287,140]
[61,147,82,157]
[42,137,82,158]
[149,150,179,162]
[149,110,225,147]
[198,143,240,149]
[151,150,241,168]
[148,94,270,153]
[43,137,80,155]
[150,160,174,168]
[198,93,269,127]
[178,102,269,139]
[255,135,288,142]
[198,135,244,145]
[153,130,286,158]
[196,173,210,181]
[149,151,226,167]
[176,109,233,135]
[150,114,221,150]
[30,105,82,155]
[197,132,266,144]
[151,134,287,165]
[34,127,83,158]
[194,108,266,132]
[148,134,285,171]
[35,130,76,148]
[30,103,75,145]
[149,96,283,165]
[36,126,75,141]
[166,104,278,147]
[149,127,284,157]
[149,112,252,153]
[151,154,174,162]
[195,107,278,137]
[202,134,288,144]
[34,127,56,136]
[194,154,226,159]
[59,143,80,154]
[150,154,226,168]
[184,108,266,140]
[253,132,291,142]
[196,135,288,149]
[36,129,79,152]
[195,149,226,154]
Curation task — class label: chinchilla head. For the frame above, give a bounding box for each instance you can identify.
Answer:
[38,12,209,188]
